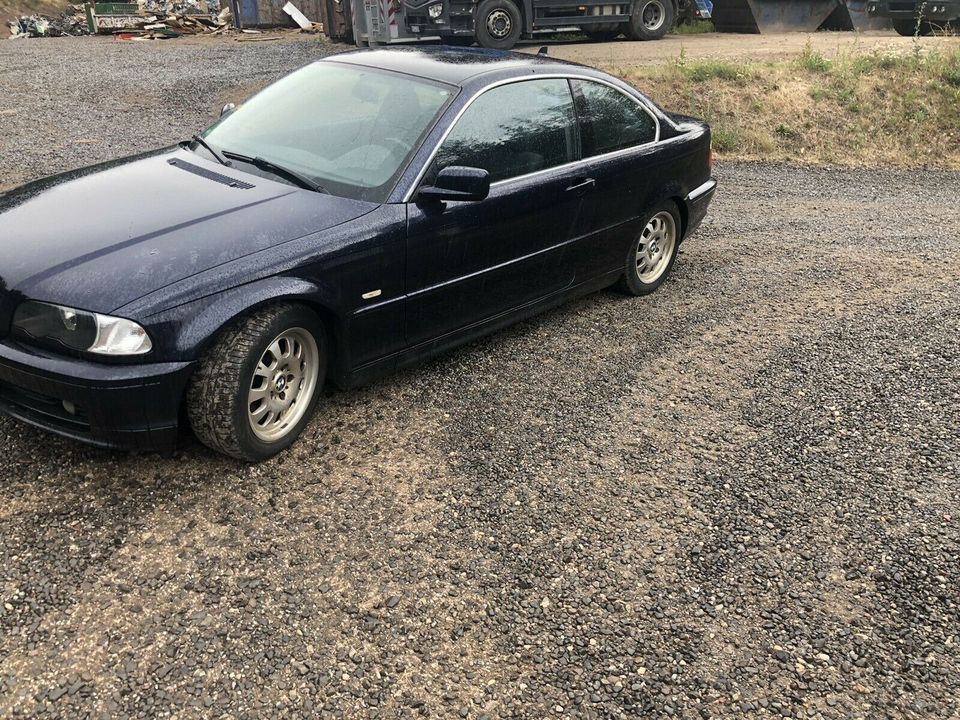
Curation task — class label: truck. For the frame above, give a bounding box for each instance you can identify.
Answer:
[324,0,685,49]
[864,0,959,34]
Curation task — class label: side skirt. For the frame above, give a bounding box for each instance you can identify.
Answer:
[339,268,624,389]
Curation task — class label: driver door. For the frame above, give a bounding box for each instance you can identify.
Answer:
[404,78,586,348]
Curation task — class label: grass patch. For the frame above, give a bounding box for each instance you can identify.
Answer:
[675,55,753,85]
[682,60,743,83]
[943,56,960,87]
[710,125,739,152]
[609,45,960,168]
[795,43,831,73]
[672,19,714,34]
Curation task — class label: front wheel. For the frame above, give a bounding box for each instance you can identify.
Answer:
[615,202,681,296]
[475,0,522,49]
[625,0,675,40]
[187,304,326,461]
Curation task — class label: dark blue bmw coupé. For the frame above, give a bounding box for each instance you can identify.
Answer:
[0,46,716,460]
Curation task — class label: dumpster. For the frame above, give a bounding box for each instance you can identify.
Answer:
[712,0,843,32]
[843,0,891,29]
[230,0,325,27]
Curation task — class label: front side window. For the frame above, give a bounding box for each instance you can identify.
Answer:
[572,79,657,157]
[202,62,454,202]
[431,79,577,184]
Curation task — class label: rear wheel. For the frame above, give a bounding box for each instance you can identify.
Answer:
[892,18,932,35]
[187,304,326,461]
[625,0,675,40]
[475,0,522,49]
[615,201,681,296]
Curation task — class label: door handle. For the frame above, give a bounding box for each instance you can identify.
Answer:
[565,177,596,194]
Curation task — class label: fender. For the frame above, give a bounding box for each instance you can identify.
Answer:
[520,0,534,34]
[144,275,343,364]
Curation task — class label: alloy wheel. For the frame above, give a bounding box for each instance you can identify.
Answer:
[636,211,676,284]
[247,327,319,442]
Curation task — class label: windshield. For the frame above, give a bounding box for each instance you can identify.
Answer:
[201,62,455,202]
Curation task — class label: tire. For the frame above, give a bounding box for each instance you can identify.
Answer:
[625,0,675,40]
[892,18,932,36]
[475,0,522,49]
[187,303,327,462]
[615,201,681,296]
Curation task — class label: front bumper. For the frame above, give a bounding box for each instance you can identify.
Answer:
[403,0,475,38]
[683,178,717,239]
[0,339,192,451]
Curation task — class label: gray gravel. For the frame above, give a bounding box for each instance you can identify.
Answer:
[1,35,960,719]
[0,34,337,189]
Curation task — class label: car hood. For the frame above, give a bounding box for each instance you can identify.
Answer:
[0,147,377,324]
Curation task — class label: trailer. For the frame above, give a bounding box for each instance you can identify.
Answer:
[711,0,838,32]
[324,0,680,48]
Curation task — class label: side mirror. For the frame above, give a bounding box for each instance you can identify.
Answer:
[418,166,490,203]
[221,103,236,118]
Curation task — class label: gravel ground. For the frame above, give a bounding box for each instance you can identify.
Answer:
[1,36,959,720]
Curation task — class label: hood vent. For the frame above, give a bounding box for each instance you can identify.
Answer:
[167,158,255,189]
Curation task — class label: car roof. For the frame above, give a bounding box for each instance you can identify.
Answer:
[324,46,591,86]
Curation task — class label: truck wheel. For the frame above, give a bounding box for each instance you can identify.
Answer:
[625,0,675,40]
[187,304,326,462]
[475,0,522,49]
[892,18,932,35]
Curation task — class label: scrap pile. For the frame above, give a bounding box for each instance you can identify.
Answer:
[7,5,90,37]
[134,5,233,38]
[5,0,236,39]
[144,0,220,12]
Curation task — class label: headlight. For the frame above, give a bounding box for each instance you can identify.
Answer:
[12,301,153,356]
[428,2,443,19]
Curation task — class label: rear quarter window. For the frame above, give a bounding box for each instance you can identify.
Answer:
[572,79,658,157]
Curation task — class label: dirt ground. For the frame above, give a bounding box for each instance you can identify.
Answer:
[0,32,959,720]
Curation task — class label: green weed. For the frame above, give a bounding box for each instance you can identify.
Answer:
[673,19,714,34]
